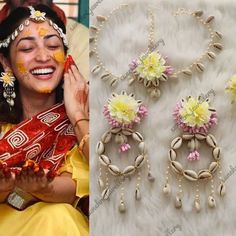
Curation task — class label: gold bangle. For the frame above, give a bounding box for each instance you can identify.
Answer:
[73,118,89,128]
[78,133,89,154]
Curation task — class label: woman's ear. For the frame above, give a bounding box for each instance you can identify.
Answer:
[0,53,11,71]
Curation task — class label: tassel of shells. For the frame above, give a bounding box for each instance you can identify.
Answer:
[96,126,154,213]
[163,132,226,211]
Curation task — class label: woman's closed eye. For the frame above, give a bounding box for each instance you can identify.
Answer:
[47,45,61,50]
[19,47,34,52]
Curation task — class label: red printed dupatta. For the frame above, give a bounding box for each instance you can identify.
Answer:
[0,103,76,173]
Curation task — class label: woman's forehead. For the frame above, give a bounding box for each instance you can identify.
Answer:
[17,21,59,39]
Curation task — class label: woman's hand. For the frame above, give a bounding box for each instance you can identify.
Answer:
[63,59,89,161]
[0,168,15,202]
[15,167,51,194]
[0,168,15,193]
[64,64,89,126]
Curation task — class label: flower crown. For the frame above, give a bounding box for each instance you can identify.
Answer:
[0,6,68,49]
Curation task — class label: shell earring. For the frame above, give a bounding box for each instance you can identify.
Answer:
[163,95,225,212]
[96,91,155,213]
[0,71,16,108]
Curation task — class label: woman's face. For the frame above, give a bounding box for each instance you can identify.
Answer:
[8,20,65,94]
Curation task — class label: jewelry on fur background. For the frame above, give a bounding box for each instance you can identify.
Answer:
[96,91,155,213]
[0,6,68,48]
[163,96,225,212]
[225,75,236,103]
[90,5,223,99]
[0,71,16,107]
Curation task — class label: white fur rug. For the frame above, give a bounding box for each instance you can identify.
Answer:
[90,0,236,235]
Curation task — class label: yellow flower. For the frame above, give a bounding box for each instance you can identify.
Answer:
[34,11,43,17]
[180,97,210,127]
[108,95,139,124]
[136,51,166,81]
[226,75,236,103]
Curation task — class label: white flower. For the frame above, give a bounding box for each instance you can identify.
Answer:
[29,7,46,22]
[0,72,15,87]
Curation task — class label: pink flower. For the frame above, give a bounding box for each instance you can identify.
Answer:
[119,143,131,153]
[187,150,200,161]
[129,59,138,71]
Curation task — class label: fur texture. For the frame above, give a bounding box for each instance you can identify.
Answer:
[90,0,236,235]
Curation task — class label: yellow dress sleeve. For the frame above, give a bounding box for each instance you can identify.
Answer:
[0,123,14,138]
[58,145,89,199]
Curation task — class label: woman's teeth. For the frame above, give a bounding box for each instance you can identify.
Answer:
[31,68,54,75]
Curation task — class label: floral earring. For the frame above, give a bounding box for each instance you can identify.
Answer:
[163,95,225,212]
[96,91,155,213]
[0,71,16,108]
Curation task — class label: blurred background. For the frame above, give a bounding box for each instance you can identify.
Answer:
[0,0,89,27]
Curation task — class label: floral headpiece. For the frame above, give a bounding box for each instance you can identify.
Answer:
[0,6,68,49]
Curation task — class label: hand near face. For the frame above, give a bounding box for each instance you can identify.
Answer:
[63,62,89,125]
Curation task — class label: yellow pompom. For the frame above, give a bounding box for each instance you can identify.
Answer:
[180,97,210,126]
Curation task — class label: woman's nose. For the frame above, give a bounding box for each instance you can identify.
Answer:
[35,48,51,62]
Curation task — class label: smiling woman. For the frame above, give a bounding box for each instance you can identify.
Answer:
[0,4,89,236]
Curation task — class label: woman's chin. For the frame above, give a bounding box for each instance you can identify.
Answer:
[36,87,54,94]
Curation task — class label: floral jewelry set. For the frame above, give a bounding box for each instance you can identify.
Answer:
[91,4,227,213]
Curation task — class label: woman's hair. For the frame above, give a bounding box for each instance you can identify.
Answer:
[0,4,67,124]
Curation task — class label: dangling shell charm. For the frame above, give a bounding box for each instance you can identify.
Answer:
[218,182,226,197]
[163,183,171,195]
[147,171,155,182]
[98,177,104,189]
[101,187,110,200]
[194,199,201,213]
[208,195,216,208]
[135,188,141,200]
[175,196,182,209]
[119,201,126,213]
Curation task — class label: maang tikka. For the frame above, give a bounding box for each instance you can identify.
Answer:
[96,91,155,213]
[90,6,223,99]
[163,95,225,212]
